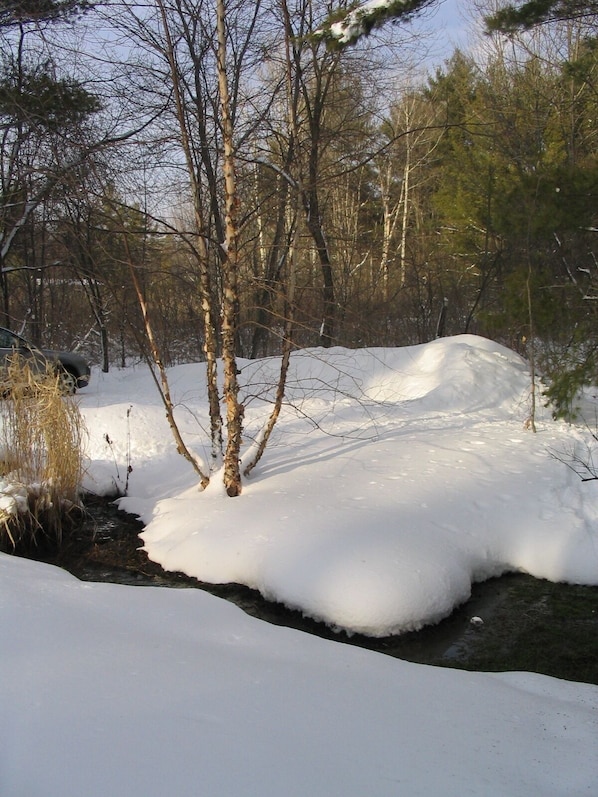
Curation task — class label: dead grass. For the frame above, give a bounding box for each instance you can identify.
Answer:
[0,358,86,552]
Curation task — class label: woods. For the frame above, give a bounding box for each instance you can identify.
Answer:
[0,0,597,487]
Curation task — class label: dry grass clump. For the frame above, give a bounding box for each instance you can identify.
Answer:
[0,358,86,552]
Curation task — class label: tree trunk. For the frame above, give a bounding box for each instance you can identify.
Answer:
[304,192,335,346]
[157,0,223,472]
[124,233,209,488]
[217,0,243,496]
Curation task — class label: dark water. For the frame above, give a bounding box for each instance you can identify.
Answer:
[42,498,598,685]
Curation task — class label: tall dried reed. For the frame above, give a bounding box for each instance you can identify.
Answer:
[0,358,86,552]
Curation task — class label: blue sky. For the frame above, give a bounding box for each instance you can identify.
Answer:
[414,0,477,67]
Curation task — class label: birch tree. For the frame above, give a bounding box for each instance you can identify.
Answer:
[375,92,442,301]
[99,0,435,494]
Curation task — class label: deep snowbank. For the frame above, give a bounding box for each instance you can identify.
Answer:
[1,553,597,797]
[79,335,598,636]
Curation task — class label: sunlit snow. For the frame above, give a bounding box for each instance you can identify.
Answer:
[2,334,597,796]
[82,333,598,636]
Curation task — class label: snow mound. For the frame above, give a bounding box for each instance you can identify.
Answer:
[240,334,530,418]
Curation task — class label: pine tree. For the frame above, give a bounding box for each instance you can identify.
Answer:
[316,0,435,48]
[486,0,598,34]
[0,0,99,322]
[0,1,90,28]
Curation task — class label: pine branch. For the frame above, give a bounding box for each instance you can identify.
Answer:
[315,0,435,49]
[485,0,598,34]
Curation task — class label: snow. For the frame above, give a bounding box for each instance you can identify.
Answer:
[319,0,426,46]
[2,334,598,795]
[328,0,392,45]
[81,334,598,637]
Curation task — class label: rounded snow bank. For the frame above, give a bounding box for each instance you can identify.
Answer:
[357,334,530,415]
[239,334,532,422]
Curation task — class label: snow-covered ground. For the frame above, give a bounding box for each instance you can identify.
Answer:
[85,333,598,636]
[2,334,597,796]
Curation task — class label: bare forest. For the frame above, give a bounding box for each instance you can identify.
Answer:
[1,0,597,491]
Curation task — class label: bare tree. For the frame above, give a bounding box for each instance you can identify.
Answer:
[216,0,244,496]
[91,0,436,493]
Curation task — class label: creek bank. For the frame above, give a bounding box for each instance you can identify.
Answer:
[32,497,598,685]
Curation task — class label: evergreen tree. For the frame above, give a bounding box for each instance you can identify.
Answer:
[486,0,598,34]
[0,1,90,28]
[0,0,99,324]
[316,0,436,48]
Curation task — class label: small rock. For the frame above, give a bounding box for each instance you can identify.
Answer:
[470,616,484,626]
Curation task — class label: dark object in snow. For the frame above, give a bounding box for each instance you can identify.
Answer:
[0,327,90,394]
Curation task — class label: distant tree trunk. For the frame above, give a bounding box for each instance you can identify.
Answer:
[435,297,448,338]
[244,219,297,478]
[281,0,337,347]
[249,166,294,359]
[80,274,110,372]
[302,184,335,346]
[71,221,111,372]
[0,263,9,326]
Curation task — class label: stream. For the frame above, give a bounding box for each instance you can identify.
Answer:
[36,498,598,685]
